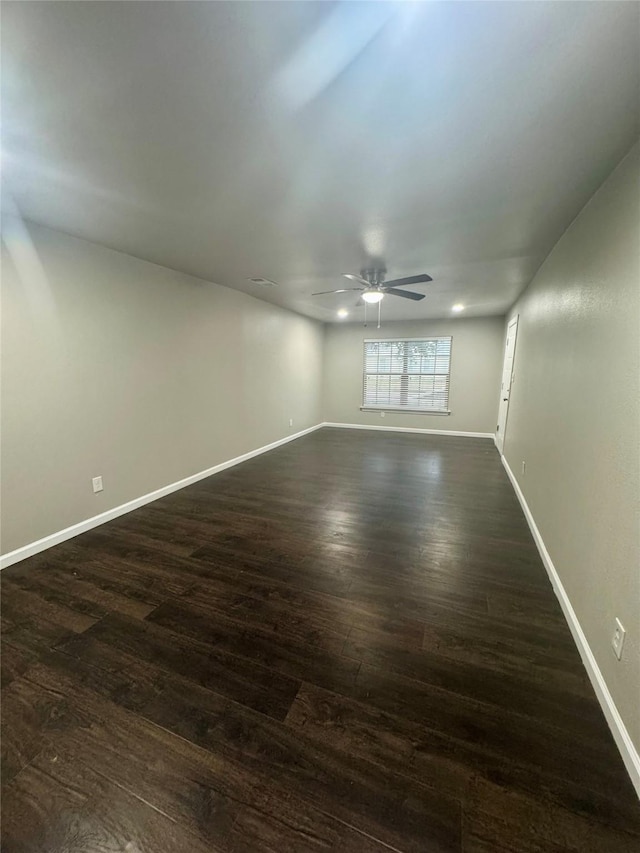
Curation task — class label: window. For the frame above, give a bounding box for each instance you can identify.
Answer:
[362,337,452,413]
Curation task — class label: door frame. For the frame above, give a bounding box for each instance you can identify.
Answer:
[495,314,519,455]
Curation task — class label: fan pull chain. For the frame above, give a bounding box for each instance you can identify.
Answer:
[377,299,381,329]
[364,301,368,327]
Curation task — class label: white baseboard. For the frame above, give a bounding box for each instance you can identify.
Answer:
[0,423,323,571]
[0,423,492,570]
[6,421,636,795]
[500,453,640,798]
[322,422,493,439]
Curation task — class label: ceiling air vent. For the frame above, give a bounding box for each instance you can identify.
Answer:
[248,277,278,287]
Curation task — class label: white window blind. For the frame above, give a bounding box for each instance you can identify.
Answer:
[362,337,452,413]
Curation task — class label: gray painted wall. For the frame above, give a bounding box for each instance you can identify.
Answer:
[2,145,637,778]
[503,143,640,753]
[1,221,324,554]
[322,317,505,435]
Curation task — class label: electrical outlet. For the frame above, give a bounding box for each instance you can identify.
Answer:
[289,418,293,427]
[380,411,385,418]
[612,618,626,660]
[92,476,103,493]
[522,461,526,475]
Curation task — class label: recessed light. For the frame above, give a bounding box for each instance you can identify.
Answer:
[337,309,349,319]
[452,304,465,313]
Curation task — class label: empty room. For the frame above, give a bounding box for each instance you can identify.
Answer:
[1,2,639,851]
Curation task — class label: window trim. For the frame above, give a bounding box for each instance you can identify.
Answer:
[362,336,453,415]
[360,407,451,415]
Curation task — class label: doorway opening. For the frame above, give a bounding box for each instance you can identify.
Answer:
[496,315,519,455]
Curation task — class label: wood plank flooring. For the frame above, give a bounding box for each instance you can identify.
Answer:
[2,427,639,852]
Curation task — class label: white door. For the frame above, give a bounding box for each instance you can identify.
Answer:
[496,316,519,455]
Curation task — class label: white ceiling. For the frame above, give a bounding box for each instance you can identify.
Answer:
[2,1,639,323]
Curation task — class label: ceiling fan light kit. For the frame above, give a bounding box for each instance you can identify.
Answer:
[312,268,433,326]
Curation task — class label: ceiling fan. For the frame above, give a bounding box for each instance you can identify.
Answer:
[312,269,433,304]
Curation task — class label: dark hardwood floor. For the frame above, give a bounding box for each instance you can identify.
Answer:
[2,427,639,852]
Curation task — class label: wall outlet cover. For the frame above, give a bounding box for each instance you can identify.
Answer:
[612,617,626,660]
[92,476,103,493]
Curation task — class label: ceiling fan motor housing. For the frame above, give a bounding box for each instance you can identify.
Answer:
[362,269,386,287]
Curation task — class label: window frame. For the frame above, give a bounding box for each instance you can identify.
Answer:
[361,336,453,415]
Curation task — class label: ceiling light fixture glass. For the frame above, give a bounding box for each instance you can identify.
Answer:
[452,303,465,312]
[362,290,384,304]
[337,309,349,318]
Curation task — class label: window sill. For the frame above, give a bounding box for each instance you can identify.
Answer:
[360,407,451,416]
